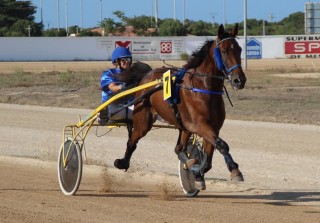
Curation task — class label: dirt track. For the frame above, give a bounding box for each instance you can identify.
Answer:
[0,103,320,222]
[1,59,320,222]
[1,58,320,73]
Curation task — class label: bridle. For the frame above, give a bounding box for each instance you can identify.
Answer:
[213,37,242,80]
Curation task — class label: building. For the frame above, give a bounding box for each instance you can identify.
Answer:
[305,2,320,34]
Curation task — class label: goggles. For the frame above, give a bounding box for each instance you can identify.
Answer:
[118,57,132,63]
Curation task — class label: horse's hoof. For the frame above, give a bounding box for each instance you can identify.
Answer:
[195,176,206,190]
[114,159,129,171]
[200,181,206,190]
[196,180,206,190]
[230,169,244,182]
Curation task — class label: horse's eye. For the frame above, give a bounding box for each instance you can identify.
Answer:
[221,49,226,54]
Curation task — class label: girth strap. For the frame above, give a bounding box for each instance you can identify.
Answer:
[169,103,189,132]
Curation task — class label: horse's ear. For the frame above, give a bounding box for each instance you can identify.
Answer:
[218,24,225,39]
[231,23,239,37]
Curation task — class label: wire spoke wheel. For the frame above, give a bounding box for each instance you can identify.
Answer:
[178,161,200,197]
[58,139,82,196]
[178,137,204,197]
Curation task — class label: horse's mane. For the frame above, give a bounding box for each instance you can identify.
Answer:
[185,40,214,69]
[184,30,234,70]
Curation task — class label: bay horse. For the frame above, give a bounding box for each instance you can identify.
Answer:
[114,24,246,184]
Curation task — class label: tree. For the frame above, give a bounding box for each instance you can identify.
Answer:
[158,19,186,36]
[126,15,152,31]
[0,0,43,36]
[278,12,304,35]
[113,10,127,23]
[185,20,214,36]
[236,12,304,36]
[100,18,118,34]
[78,28,101,37]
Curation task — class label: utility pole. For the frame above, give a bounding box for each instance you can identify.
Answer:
[26,25,32,37]
[262,20,265,35]
[268,13,276,22]
[151,0,154,27]
[183,0,185,25]
[244,0,247,70]
[100,0,103,35]
[209,12,216,28]
[173,0,176,20]
[155,0,158,29]
[40,0,43,24]
[65,0,68,36]
[223,0,226,27]
[80,0,83,30]
[57,0,60,31]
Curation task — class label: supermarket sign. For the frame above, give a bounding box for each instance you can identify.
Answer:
[246,38,262,59]
[285,36,320,58]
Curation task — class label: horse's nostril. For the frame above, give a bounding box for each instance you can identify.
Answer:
[233,78,241,85]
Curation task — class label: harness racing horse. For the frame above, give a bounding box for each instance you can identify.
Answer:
[114,24,247,187]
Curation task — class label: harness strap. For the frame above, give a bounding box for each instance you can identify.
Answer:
[178,84,224,95]
[190,88,224,95]
[171,68,187,104]
[170,103,189,132]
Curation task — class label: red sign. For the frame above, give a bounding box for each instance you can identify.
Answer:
[285,41,320,54]
[160,41,172,53]
[115,41,131,48]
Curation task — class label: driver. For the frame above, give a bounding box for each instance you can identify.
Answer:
[98,47,134,125]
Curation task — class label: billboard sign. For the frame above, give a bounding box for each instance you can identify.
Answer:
[246,38,262,59]
[98,38,185,60]
[285,36,320,58]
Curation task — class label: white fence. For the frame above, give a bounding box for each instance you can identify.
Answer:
[1,35,320,61]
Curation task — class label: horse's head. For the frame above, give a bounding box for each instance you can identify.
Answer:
[213,24,246,90]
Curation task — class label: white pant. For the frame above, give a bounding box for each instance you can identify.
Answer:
[108,104,167,123]
[108,103,134,120]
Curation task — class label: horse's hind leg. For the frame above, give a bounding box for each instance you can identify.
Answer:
[215,137,244,181]
[114,102,154,171]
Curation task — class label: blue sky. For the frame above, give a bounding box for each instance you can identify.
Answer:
[30,0,310,29]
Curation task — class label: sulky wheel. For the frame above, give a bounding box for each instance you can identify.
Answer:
[58,139,83,196]
[178,137,206,197]
[178,161,200,197]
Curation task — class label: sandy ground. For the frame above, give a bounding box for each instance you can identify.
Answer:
[1,58,320,73]
[1,59,320,222]
[0,103,320,222]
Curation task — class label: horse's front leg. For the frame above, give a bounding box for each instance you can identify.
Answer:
[175,131,210,175]
[175,131,208,190]
[196,124,244,181]
[215,137,244,181]
[174,130,194,167]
